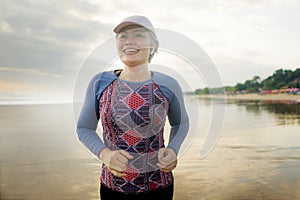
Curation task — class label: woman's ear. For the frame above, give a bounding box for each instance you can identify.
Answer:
[150,48,155,55]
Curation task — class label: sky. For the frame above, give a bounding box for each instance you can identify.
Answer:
[0,0,299,103]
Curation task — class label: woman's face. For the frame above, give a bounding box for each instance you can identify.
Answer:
[116,25,153,67]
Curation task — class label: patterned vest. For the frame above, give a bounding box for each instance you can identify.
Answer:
[99,79,173,193]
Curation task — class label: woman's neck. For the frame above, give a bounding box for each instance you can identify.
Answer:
[119,64,151,82]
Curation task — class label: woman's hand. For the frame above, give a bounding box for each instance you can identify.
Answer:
[157,148,177,172]
[99,148,133,177]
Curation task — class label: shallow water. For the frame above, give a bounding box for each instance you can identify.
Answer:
[0,100,299,200]
[175,98,300,200]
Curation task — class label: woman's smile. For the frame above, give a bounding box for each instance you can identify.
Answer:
[122,47,141,55]
[117,26,152,67]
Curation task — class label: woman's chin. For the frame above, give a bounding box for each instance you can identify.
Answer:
[121,58,147,66]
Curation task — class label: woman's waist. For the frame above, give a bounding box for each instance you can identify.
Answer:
[101,164,174,193]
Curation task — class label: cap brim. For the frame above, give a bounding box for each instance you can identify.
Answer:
[113,22,142,33]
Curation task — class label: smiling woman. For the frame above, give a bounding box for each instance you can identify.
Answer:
[116,26,154,81]
[76,15,189,200]
[116,25,158,64]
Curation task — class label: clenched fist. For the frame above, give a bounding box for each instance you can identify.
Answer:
[99,148,133,177]
[156,148,177,172]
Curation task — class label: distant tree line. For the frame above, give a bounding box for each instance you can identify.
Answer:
[193,68,300,95]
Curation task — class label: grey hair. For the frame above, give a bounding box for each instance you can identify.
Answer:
[148,31,159,63]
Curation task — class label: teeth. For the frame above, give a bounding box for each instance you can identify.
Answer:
[124,49,139,53]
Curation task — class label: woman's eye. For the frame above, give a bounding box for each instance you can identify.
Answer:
[135,34,144,37]
[118,34,127,39]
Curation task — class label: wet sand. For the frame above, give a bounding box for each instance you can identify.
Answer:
[0,104,101,200]
[174,140,300,200]
[0,103,299,200]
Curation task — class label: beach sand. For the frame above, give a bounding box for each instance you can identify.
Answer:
[0,104,101,200]
[174,140,300,200]
[0,103,299,200]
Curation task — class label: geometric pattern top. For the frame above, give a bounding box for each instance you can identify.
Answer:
[99,79,173,194]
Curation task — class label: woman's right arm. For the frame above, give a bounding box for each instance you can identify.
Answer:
[76,75,133,176]
[76,75,107,158]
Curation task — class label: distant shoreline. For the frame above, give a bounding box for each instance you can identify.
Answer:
[0,94,299,106]
[198,93,300,102]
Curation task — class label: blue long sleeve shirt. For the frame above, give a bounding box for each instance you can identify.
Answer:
[76,70,189,157]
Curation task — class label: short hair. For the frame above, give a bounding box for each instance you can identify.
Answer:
[148,31,159,63]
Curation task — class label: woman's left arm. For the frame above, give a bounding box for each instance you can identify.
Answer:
[166,80,189,155]
[157,78,189,172]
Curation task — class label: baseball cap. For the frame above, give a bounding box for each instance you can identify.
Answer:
[113,15,155,35]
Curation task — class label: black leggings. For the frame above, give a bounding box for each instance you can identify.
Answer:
[100,183,174,200]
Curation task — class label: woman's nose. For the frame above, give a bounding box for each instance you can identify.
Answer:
[124,38,136,45]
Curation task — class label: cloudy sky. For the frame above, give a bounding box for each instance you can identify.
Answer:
[0,0,299,102]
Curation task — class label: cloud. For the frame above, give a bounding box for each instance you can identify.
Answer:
[0,67,62,78]
[0,80,29,92]
[214,55,276,86]
[0,0,113,70]
[0,0,116,98]
[0,0,299,101]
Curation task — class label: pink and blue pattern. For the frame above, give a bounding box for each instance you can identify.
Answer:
[99,79,173,193]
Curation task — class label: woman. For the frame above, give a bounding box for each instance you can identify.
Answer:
[77,15,189,200]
